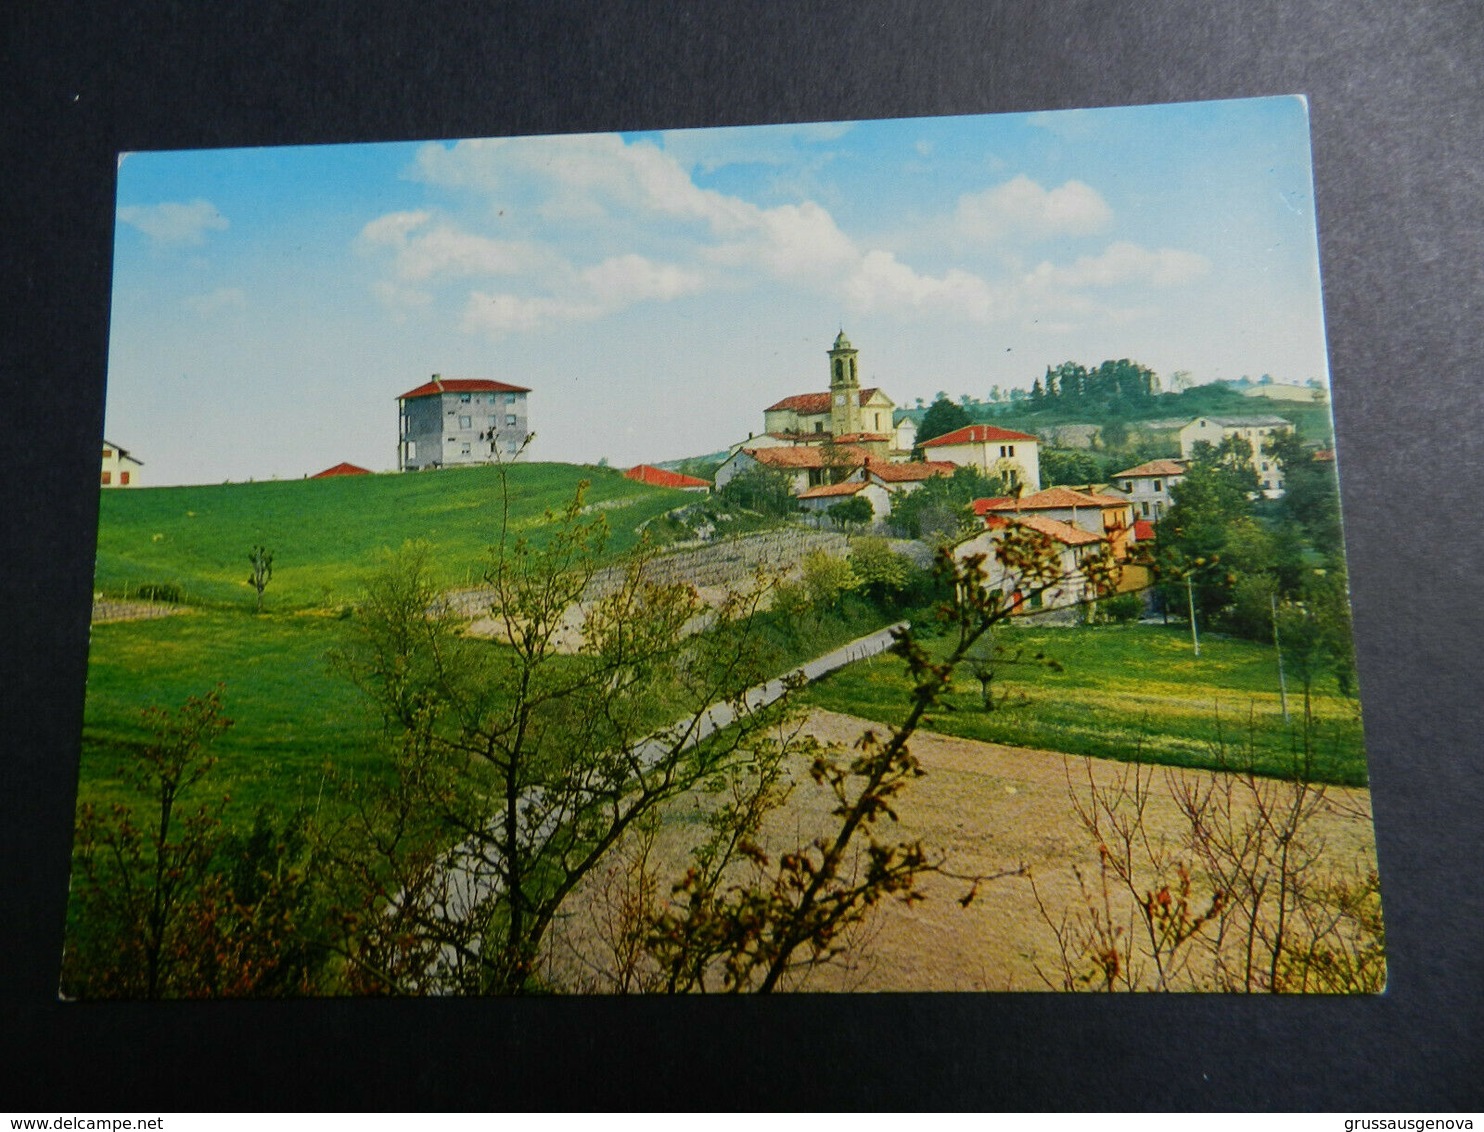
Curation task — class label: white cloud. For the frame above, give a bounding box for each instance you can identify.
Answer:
[118,199,229,245]
[359,211,555,285]
[706,200,859,282]
[581,255,705,304]
[1028,241,1210,288]
[657,121,854,174]
[955,176,1112,242]
[844,250,1003,322]
[183,287,246,315]
[413,135,751,234]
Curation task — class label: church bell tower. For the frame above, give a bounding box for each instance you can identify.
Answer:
[828,329,862,438]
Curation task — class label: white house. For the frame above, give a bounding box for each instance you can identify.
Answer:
[952,513,1107,616]
[713,443,872,496]
[796,478,894,522]
[1177,415,1289,498]
[919,424,1042,492]
[1110,458,1186,522]
[101,440,144,488]
[972,486,1137,561]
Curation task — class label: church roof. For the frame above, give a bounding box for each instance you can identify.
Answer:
[397,377,531,400]
[765,388,883,415]
[832,329,853,350]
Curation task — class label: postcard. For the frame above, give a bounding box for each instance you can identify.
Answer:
[69,96,1382,996]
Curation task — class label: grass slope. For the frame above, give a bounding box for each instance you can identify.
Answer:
[94,462,689,611]
[800,622,1368,786]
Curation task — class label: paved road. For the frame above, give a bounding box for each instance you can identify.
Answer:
[408,620,911,986]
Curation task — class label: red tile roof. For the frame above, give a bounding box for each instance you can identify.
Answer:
[920,424,1039,447]
[864,460,957,483]
[1133,519,1156,542]
[1112,458,1186,478]
[798,480,870,499]
[1003,513,1104,547]
[397,377,531,400]
[311,462,372,478]
[974,486,1128,514]
[765,388,884,414]
[624,464,710,489]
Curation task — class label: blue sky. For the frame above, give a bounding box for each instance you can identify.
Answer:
[107,96,1330,485]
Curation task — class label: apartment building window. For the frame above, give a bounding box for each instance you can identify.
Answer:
[506,414,517,426]
[459,416,472,429]
[120,472,131,486]
[101,471,111,485]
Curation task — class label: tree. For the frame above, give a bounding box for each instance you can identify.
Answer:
[248,545,274,613]
[964,629,1062,711]
[916,395,972,445]
[327,483,803,994]
[826,495,873,530]
[65,689,233,997]
[718,462,797,518]
[889,465,989,543]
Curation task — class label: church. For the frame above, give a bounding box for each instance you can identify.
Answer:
[715,330,916,495]
[758,330,909,460]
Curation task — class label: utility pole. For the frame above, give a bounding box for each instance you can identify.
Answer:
[1186,572,1200,657]
[1272,593,1290,723]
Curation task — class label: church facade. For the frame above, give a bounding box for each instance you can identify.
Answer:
[760,331,900,459]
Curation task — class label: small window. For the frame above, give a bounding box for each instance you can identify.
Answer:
[505,393,517,405]
[506,414,517,426]
[459,416,472,428]
[1141,501,1150,517]
[120,471,131,486]
[100,471,111,485]
[1008,445,1015,457]
[1153,480,1162,492]
[815,422,824,433]
[461,443,472,455]
[506,440,519,454]
[102,448,113,458]
[459,393,471,403]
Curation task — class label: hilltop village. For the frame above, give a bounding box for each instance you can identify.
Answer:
[375,326,1320,620]
[101,328,1333,619]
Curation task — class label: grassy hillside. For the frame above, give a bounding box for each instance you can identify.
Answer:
[93,462,690,610]
[801,622,1367,786]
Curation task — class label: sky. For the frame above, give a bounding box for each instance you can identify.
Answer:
[105,96,1331,486]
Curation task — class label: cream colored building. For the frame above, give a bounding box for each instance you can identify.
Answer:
[1177,415,1289,498]
[100,440,144,488]
[919,424,1042,492]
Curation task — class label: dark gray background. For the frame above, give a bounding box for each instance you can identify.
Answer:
[4,0,1480,1111]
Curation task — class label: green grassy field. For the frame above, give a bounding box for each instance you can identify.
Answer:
[799,621,1368,786]
[79,462,702,821]
[94,462,686,610]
